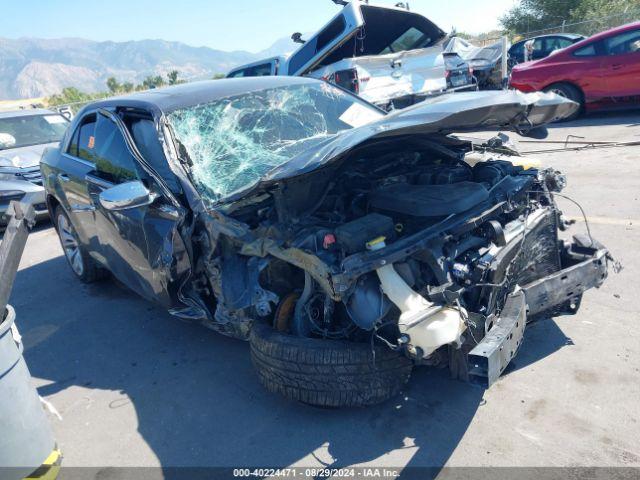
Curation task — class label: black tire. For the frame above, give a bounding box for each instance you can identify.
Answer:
[250,324,413,407]
[544,83,583,121]
[54,206,107,283]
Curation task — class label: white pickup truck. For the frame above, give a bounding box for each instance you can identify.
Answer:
[227,1,476,109]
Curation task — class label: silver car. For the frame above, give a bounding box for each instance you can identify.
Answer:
[0,109,70,225]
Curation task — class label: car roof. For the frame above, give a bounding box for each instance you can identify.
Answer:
[511,33,583,46]
[0,108,59,119]
[86,77,321,115]
[582,20,640,42]
[562,21,640,52]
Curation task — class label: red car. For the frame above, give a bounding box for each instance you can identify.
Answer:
[510,22,640,119]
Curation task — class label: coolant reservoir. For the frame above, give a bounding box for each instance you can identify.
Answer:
[367,237,466,358]
[398,307,466,357]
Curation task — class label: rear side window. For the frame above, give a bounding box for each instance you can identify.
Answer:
[92,114,139,184]
[604,29,640,55]
[228,62,273,78]
[509,42,524,59]
[545,37,574,52]
[574,44,597,57]
[67,114,97,162]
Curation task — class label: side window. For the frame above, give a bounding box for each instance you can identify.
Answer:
[92,114,139,184]
[556,38,574,49]
[67,114,96,161]
[227,69,246,78]
[288,14,347,74]
[510,43,524,59]
[67,125,80,157]
[545,37,571,52]
[316,15,347,52]
[604,29,640,55]
[532,38,544,54]
[574,43,598,57]
[251,62,274,76]
[229,62,273,78]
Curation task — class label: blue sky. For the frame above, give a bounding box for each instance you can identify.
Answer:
[0,0,516,52]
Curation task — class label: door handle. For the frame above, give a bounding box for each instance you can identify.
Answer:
[70,204,96,212]
[58,173,70,183]
[612,64,623,70]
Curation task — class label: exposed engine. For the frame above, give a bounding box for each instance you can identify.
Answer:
[214,137,579,376]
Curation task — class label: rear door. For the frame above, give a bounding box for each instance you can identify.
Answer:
[57,112,100,251]
[569,41,609,104]
[287,2,364,75]
[86,110,188,307]
[601,27,640,103]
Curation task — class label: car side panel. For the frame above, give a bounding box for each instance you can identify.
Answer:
[510,52,608,107]
[41,148,100,250]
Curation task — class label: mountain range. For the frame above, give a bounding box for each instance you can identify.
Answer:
[0,36,300,100]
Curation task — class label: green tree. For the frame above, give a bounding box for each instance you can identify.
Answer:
[122,82,134,93]
[106,77,121,94]
[500,0,640,35]
[142,75,165,90]
[167,70,180,85]
[500,0,582,34]
[45,87,108,113]
[212,73,226,80]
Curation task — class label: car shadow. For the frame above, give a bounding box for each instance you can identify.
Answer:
[546,109,640,129]
[11,254,571,478]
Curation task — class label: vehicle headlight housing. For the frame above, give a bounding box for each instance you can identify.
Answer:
[0,190,25,201]
[0,156,19,180]
[0,166,21,181]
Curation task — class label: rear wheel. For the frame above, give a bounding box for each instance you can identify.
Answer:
[544,83,583,121]
[54,206,107,283]
[250,323,413,407]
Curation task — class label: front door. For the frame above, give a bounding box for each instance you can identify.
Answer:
[601,28,640,104]
[86,110,187,307]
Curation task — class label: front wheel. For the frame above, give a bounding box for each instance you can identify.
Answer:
[544,83,583,121]
[54,206,107,283]
[250,324,413,407]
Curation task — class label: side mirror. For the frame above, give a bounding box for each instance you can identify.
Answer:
[99,181,157,211]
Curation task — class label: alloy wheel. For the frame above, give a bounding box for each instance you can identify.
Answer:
[57,214,84,276]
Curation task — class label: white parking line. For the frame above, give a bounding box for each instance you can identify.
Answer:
[568,216,636,226]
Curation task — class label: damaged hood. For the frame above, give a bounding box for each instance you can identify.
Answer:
[257,90,577,184]
[0,142,57,169]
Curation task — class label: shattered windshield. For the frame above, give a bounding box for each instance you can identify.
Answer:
[167,83,384,201]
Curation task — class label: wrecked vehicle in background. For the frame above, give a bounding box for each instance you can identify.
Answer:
[41,77,613,407]
[445,37,505,90]
[0,109,69,226]
[227,1,475,110]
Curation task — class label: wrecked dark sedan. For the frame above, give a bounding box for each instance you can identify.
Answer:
[41,77,613,407]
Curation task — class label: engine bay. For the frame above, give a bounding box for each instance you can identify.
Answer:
[207,136,591,376]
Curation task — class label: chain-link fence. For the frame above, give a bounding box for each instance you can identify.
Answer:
[517,9,640,39]
[473,9,640,46]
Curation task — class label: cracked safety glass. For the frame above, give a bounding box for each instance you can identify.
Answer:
[167,83,384,202]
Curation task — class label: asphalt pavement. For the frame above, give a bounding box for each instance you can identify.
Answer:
[6,110,640,475]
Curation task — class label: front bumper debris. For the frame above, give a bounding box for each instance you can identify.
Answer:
[468,290,527,388]
[522,245,608,317]
[467,237,609,388]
